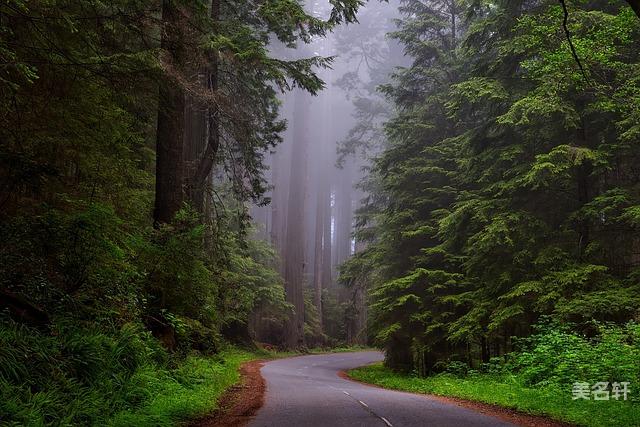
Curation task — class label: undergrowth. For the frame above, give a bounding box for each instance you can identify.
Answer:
[0,319,259,426]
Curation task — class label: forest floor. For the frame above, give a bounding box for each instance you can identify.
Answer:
[106,349,268,426]
[347,364,640,427]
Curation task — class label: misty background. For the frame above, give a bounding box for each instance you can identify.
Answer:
[250,0,408,346]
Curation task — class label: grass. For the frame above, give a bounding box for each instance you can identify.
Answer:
[0,339,285,427]
[107,349,259,426]
[348,363,640,427]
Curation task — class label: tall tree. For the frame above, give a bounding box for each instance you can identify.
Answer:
[283,89,310,347]
[352,0,640,374]
[154,0,187,225]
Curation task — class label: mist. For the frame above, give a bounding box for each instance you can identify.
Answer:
[250,0,406,346]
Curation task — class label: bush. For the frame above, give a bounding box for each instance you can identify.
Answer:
[444,360,471,376]
[509,322,640,397]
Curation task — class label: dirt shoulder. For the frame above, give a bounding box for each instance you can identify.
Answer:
[339,371,573,427]
[189,359,266,427]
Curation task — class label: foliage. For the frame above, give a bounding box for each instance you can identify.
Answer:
[0,0,367,422]
[347,0,640,374]
[349,322,640,425]
[509,322,640,393]
[0,318,263,427]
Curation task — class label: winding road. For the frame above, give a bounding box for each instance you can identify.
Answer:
[249,351,514,427]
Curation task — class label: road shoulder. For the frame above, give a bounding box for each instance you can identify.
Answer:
[340,370,574,427]
[188,359,266,427]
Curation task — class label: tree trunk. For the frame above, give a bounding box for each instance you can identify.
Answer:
[188,0,220,211]
[154,0,186,225]
[333,163,353,272]
[322,185,332,289]
[283,90,309,348]
[481,335,489,363]
[313,176,330,329]
[576,122,592,258]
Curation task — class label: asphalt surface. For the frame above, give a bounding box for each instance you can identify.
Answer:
[249,351,514,427]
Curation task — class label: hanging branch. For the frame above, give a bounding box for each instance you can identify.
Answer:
[558,0,590,84]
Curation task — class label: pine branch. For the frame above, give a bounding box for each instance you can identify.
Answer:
[558,0,590,84]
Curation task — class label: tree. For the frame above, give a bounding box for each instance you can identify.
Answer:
[354,0,640,373]
[282,88,310,347]
[152,0,365,226]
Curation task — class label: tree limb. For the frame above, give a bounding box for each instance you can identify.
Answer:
[558,0,590,84]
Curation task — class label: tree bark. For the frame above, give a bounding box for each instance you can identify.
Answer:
[188,0,220,211]
[283,90,309,348]
[312,176,330,329]
[322,186,332,289]
[154,0,186,225]
[333,163,353,270]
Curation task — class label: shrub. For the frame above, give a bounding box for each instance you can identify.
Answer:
[509,322,640,397]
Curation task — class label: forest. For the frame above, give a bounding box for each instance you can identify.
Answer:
[1,0,640,425]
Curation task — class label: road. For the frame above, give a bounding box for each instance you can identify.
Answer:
[249,351,514,427]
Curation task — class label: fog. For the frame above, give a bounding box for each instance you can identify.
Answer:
[250,0,407,345]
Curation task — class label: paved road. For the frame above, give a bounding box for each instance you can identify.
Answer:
[250,351,514,427]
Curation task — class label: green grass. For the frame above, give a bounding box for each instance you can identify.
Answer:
[1,338,282,427]
[107,349,259,426]
[348,363,640,427]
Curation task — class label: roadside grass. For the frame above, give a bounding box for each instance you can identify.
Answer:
[348,363,640,427]
[107,349,258,426]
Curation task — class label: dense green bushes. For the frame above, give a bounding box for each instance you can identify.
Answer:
[415,321,640,396]
[509,322,640,397]
[0,201,289,425]
[0,319,161,425]
[0,317,262,426]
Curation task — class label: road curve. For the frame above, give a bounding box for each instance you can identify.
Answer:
[249,351,514,427]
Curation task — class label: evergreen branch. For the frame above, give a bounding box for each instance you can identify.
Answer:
[558,0,590,85]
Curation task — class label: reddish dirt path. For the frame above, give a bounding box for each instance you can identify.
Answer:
[189,360,266,427]
[428,395,573,427]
